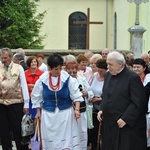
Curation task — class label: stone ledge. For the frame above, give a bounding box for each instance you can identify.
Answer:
[11,49,129,56]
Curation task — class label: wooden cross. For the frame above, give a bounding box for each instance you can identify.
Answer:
[73,8,103,49]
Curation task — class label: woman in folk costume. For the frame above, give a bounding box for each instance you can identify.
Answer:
[66,62,94,150]
[132,58,150,150]
[31,53,84,150]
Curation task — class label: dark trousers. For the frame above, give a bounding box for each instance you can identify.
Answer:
[91,112,100,150]
[0,103,28,150]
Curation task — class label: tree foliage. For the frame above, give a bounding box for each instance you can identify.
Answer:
[0,0,46,49]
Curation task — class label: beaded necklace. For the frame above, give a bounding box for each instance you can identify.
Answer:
[49,72,60,91]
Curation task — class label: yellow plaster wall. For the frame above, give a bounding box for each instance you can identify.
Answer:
[37,0,108,50]
[36,0,150,52]
[140,3,150,52]
[113,0,130,51]
[107,0,114,49]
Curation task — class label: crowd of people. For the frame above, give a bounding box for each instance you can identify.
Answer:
[0,47,150,150]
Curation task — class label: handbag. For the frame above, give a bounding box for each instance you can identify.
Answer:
[21,114,34,137]
[30,120,41,150]
[85,98,94,129]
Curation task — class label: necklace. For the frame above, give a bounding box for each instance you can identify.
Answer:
[49,72,60,91]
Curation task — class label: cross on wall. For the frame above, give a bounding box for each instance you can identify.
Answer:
[73,8,103,49]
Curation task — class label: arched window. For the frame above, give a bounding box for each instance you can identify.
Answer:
[69,12,87,49]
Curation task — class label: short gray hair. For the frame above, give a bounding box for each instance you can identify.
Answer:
[1,47,13,57]
[65,54,76,63]
[16,48,25,56]
[84,50,94,56]
[13,53,24,61]
[107,51,126,66]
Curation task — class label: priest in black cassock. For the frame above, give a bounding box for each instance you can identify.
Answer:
[97,51,147,150]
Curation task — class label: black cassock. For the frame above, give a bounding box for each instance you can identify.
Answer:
[101,67,147,150]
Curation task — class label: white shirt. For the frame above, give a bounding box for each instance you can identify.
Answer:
[143,73,150,113]
[31,70,84,108]
[20,66,30,108]
[39,63,48,72]
[77,74,94,100]
[90,72,104,97]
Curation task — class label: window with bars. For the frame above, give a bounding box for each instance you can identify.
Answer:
[69,12,87,50]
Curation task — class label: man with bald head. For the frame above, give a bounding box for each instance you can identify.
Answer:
[141,52,150,65]
[141,52,150,72]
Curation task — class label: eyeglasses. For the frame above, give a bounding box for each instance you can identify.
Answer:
[67,70,77,75]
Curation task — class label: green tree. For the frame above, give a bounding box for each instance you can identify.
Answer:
[0,0,46,49]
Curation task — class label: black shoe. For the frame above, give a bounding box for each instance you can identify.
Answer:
[21,136,31,145]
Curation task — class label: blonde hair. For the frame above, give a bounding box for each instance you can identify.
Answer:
[89,54,102,63]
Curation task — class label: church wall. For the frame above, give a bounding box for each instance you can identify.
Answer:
[37,0,109,50]
[36,0,150,53]
[107,0,114,49]
[113,0,131,51]
[112,0,150,53]
[140,3,150,52]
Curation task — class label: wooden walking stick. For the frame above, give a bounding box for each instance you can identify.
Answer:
[97,122,102,150]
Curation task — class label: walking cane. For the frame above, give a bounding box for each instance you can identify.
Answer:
[97,122,101,150]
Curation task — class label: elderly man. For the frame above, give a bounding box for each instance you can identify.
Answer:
[97,51,147,150]
[141,52,150,72]
[13,53,28,71]
[16,48,28,62]
[101,48,110,59]
[141,52,150,65]
[0,48,29,150]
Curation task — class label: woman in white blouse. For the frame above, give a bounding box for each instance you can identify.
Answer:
[90,58,107,150]
[31,53,84,150]
[66,62,94,150]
